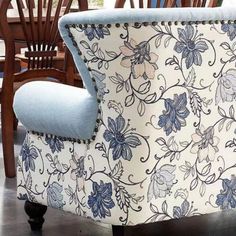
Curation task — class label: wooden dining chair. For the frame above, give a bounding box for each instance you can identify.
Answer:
[9,0,88,10]
[0,0,88,178]
[115,0,176,7]
[182,0,219,7]
[114,0,219,8]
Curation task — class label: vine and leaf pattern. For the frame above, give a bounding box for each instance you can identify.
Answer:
[93,102,147,224]
[17,21,236,225]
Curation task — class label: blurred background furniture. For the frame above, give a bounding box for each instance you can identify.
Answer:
[115,0,220,7]
[0,0,88,76]
[13,6,236,235]
[0,0,89,178]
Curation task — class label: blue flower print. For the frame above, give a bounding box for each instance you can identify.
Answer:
[174,25,208,69]
[47,182,64,209]
[221,24,236,41]
[20,142,38,172]
[88,181,115,219]
[45,135,64,154]
[147,164,176,202]
[216,176,236,210]
[103,115,141,161]
[173,199,190,218]
[69,153,85,191]
[91,69,106,98]
[158,93,190,136]
[82,26,110,41]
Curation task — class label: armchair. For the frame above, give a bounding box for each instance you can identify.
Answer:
[14,7,236,235]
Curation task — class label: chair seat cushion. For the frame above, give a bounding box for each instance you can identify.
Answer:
[13,81,98,140]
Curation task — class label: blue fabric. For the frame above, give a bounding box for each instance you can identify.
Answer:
[59,7,235,26]
[59,7,236,97]
[13,81,98,140]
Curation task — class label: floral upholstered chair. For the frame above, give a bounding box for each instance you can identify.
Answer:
[13,7,236,235]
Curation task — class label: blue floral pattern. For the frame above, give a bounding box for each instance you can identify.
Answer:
[216,176,236,210]
[20,141,38,172]
[215,69,236,104]
[17,18,236,226]
[174,25,208,69]
[103,115,141,161]
[158,93,190,136]
[88,181,115,218]
[147,164,176,201]
[82,26,110,41]
[221,23,236,41]
[91,69,107,98]
[45,135,64,153]
[47,182,64,209]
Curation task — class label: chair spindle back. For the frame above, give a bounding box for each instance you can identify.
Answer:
[15,0,73,69]
[115,0,219,8]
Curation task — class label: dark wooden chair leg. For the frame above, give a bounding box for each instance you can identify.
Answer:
[24,201,47,231]
[112,225,125,236]
[13,113,18,131]
[1,94,16,178]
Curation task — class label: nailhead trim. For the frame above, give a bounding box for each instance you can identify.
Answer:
[28,130,94,145]
[65,20,236,33]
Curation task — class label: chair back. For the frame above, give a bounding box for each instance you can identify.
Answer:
[15,0,72,71]
[115,0,219,8]
[9,0,88,10]
[0,0,88,84]
[57,8,236,224]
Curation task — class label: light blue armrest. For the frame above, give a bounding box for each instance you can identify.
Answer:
[13,81,98,140]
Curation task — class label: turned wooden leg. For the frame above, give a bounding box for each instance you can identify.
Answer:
[112,225,125,236]
[24,201,47,231]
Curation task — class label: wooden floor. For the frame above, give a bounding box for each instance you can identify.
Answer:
[0,126,236,236]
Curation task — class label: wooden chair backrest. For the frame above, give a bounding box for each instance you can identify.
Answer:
[115,0,219,8]
[15,0,73,70]
[9,0,88,10]
[0,0,74,72]
[0,0,88,84]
